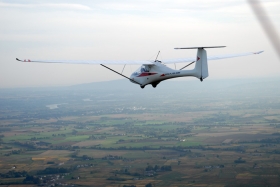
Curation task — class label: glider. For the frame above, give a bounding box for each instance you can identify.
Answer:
[16,46,263,88]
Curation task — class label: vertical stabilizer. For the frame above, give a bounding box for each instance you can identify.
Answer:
[195,48,209,81]
[174,46,224,81]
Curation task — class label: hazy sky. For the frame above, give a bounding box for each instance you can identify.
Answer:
[0,0,279,88]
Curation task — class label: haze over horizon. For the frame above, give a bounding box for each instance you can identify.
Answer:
[1,0,279,88]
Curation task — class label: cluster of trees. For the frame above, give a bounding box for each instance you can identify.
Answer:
[107,176,126,181]
[23,175,40,184]
[145,165,172,171]
[0,170,28,178]
[201,146,245,152]
[49,145,74,150]
[102,155,122,160]
[30,136,49,140]
[14,141,37,149]
[71,154,94,160]
[51,133,66,137]
[113,169,141,177]
[3,149,25,156]
[74,125,85,129]
[85,145,204,151]
[37,167,70,175]
[0,128,11,132]
[71,151,94,160]
[35,141,52,146]
[239,137,280,144]
[234,157,246,164]
[272,150,280,154]
[0,134,4,142]
[93,146,162,150]
[89,135,107,140]
[0,172,40,186]
[72,130,78,135]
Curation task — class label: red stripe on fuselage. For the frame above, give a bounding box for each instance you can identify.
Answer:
[137,72,157,77]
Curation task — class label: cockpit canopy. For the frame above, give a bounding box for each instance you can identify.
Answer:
[132,65,150,76]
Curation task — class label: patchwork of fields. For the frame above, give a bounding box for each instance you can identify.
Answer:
[0,79,280,186]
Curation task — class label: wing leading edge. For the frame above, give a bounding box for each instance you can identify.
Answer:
[15,58,154,65]
[16,50,263,65]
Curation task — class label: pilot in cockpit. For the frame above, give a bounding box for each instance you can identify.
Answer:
[132,65,150,76]
[141,66,150,72]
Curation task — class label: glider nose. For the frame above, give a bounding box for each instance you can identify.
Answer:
[130,72,134,79]
[130,73,138,84]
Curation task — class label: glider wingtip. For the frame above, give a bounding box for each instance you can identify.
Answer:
[255,51,264,54]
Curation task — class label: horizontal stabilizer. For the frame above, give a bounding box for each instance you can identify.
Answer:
[175,46,226,49]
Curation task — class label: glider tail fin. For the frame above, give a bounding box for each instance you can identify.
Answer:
[194,48,209,81]
[175,46,225,81]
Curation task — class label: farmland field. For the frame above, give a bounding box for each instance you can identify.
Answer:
[0,79,280,186]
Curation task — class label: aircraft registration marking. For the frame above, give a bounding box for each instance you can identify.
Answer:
[160,72,180,77]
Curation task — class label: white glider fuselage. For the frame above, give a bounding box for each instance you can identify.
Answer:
[130,61,200,87]
[130,48,209,88]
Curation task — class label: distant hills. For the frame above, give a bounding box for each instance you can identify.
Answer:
[69,77,280,95]
[1,77,280,99]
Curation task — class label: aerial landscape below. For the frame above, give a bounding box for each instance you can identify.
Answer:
[0,78,280,187]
